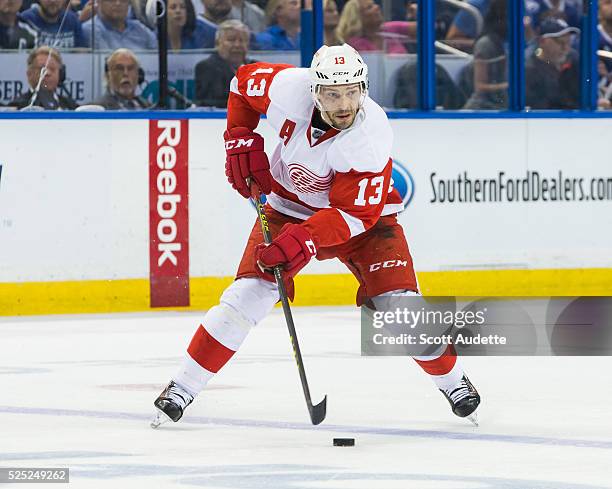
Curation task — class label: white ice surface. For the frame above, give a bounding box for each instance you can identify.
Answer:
[1,307,611,489]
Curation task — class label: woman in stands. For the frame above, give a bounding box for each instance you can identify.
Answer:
[463,0,508,109]
[336,0,412,54]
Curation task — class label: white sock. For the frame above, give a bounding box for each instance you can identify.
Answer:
[430,359,464,392]
[172,354,214,397]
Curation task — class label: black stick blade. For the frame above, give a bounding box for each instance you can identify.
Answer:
[309,395,327,425]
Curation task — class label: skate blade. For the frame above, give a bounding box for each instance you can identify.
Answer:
[150,409,172,429]
[466,411,479,427]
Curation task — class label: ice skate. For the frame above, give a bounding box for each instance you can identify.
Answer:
[440,375,481,426]
[151,381,194,429]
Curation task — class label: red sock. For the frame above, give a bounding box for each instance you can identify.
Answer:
[413,345,457,376]
[187,325,236,374]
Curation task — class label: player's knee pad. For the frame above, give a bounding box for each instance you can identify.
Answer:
[219,277,279,326]
[202,278,279,351]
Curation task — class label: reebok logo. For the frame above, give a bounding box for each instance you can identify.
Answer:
[156,120,182,267]
[149,119,190,307]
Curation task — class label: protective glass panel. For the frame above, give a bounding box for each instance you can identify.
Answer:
[435,0,510,110]
[599,0,612,109]
[523,0,583,110]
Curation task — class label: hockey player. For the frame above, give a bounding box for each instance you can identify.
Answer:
[152,44,480,427]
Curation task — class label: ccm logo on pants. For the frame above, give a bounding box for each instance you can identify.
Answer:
[369,260,408,272]
[149,119,190,307]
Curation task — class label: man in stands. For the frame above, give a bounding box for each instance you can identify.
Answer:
[255,0,300,50]
[92,48,150,109]
[20,0,87,48]
[525,18,579,109]
[9,45,78,110]
[152,44,481,428]
[195,20,254,107]
[82,0,156,50]
[0,0,37,49]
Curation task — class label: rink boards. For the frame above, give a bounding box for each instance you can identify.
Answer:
[1,116,611,315]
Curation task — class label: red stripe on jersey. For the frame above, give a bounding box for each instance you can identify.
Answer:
[187,325,236,373]
[414,345,457,375]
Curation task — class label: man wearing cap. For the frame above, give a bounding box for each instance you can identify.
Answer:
[525,18,579,109]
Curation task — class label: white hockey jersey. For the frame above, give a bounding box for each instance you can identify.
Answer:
[227,62,403,249]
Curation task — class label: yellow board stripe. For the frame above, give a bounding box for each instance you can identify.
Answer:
[1,268,611,316]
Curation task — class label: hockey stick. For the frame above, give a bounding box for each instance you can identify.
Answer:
[250,185,327,425]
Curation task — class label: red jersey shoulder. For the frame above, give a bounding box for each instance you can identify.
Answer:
[234,62,294,114]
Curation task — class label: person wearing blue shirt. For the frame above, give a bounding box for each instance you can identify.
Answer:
[255,0,300,50]
[599,0,612,67]
[20,0,87,48]
[0,0,38,49]
[445,0,490,41]
[167,0,216,49]
[524,0,581,33]
[81,0,157,50]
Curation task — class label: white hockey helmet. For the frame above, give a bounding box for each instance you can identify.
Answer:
[309,44,369,110]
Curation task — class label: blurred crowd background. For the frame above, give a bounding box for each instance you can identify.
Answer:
[0,0,611,110]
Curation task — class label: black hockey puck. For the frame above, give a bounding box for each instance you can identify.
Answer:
[333,438,355,446]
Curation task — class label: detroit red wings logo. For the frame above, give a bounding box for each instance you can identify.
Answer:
[287,163,333,194]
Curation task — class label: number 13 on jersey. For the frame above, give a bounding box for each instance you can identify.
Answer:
[354,176,385,206]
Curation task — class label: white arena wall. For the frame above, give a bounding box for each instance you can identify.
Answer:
[1,115,611,315]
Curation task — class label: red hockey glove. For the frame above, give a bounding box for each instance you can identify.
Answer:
[224,127,272,198]
[255,224,317,283]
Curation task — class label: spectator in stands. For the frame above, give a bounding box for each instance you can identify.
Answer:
[78,0,96,22]
[198,0,263,34]
[195,19,253,107]
[232,0,265,33]
[599,0,612,70]
[0,0,37,49]
[8,46,78,109]
[20,0,87,48]
[445,0,489,42]
[463,0,507,109]
[92,48,150,109]
[525,0,581,39]
[82,0,157,50]
[324,0,341,46]
[167,0,216,49]
[255,0,300,50]
[336,0,408,54]
[525,18,578,109]
[199,0,235,28]
[394,61,466,110]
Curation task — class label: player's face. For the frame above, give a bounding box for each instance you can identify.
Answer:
[318,83,362,130]
[107,53,139,98]
[27,54,60,92]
